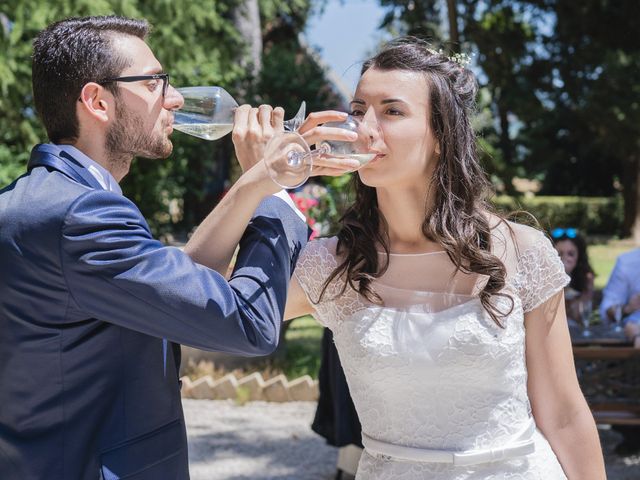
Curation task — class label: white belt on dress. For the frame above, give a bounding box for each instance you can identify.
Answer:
[361,418,536,467]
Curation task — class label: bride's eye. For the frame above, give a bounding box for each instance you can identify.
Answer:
[385,108,404,116]
[351,110,364,117]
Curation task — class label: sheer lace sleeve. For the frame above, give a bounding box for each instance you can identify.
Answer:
[293,237,341,328]
[514,227,570,313]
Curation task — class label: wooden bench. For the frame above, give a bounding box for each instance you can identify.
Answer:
[572,339,640,425]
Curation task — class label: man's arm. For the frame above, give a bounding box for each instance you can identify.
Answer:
[599,258,629,321]
[60,188,308,355]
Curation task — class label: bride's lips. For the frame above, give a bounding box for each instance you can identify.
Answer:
[367,153,386,165]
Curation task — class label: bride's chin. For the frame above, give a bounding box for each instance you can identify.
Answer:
[357,170,385,188]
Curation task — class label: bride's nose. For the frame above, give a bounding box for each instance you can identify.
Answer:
[362,107,383,144]
[362,106,377,124]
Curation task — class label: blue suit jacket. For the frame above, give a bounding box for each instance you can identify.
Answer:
[0,144,308,479]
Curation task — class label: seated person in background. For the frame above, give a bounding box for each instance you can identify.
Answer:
[600,247,640,339]
[599,246,640,455]
[552,228,594,326]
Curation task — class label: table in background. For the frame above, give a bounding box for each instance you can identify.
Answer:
[571,324,640,425]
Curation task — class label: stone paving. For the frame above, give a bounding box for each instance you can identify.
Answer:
[184,399,640,479]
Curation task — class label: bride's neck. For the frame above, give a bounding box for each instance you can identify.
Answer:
[376,184,438,253]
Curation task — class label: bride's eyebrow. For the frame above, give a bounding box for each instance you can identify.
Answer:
[381,98,407,105]
[350,98,408,106]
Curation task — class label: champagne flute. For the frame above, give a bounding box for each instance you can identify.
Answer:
[613,304,624,333]
[172,86,306,140]
[579,298,593,337]
[263,115,380,189]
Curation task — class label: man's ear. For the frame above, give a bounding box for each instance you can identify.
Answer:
[78,83,111,124]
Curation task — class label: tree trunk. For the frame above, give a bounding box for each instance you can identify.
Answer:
[497,101,513,167]
[446,0,460,52]
[621,156,638,240]
[233,0,262,79]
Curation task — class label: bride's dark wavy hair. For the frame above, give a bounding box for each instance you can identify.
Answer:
[318,37,513,326]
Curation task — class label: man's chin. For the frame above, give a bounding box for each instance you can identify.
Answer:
[136,140,173,160]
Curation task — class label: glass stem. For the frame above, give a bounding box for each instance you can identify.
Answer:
[286,144,330,167]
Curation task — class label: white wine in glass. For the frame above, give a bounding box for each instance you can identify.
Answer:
[264,115,380,189]
[172,86,306,141]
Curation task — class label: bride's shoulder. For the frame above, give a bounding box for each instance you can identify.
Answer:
[487,214,550,258]
[303,236,339,257]
[299,236,340,271]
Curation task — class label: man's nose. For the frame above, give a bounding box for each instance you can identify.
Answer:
[164,84,184,110]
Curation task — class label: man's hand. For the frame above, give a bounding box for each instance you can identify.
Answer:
[232,106,361,176]
[232,104,285,173]
[625,293,640,315]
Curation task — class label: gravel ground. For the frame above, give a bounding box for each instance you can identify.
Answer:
[184,399,640,479]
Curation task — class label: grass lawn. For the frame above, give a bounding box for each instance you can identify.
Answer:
[588,239,637,290]
[279,316,323,380]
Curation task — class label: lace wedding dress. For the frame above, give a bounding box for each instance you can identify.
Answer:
[295,222,570,479]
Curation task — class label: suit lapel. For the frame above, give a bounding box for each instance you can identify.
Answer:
[28,144,106,191]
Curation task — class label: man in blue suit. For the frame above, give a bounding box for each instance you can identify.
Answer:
[0,15,313,479]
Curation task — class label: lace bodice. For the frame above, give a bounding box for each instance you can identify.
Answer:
[294,222,570,479]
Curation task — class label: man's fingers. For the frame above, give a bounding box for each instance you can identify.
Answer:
[246,107,260,140]
[297,110,349,135]
[273,106,285,132]
[258,104,274,138]
[231,104,252,142]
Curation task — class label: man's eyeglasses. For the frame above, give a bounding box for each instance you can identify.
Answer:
[98,73,170,97]
[551,227,578,239]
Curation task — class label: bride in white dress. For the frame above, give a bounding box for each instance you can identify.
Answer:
[190,38,605,479]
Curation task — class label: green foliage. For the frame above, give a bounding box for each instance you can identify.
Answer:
[376,0,639,233]
[256,38,340,117]
[0,0,341,237]
[492,195,624,236]
[0,0,248,236]
[278,315,323,379]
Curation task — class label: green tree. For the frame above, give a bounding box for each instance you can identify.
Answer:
[1,0,340,237]
[0,0,247,237]
[376,0,640,239]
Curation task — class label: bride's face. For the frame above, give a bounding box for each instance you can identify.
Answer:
[350,67,440,189]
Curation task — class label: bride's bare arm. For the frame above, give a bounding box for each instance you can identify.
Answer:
[525,291,605,479]
[185,105,358,276]
[284,276,315,320]
[184,105,283,274]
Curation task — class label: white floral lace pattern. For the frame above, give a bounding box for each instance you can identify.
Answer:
[293,225,570,479]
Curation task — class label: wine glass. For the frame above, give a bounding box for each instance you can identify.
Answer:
[263,115,380,189]
[579,298,593,337]
[613,304,624,333]
[172,86,306,140]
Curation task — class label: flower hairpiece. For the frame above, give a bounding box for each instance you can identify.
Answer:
[426,48,472,67]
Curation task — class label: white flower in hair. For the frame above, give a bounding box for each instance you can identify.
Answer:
[426,47,472,67]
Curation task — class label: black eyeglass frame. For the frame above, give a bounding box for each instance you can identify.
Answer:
[98,73,170,97]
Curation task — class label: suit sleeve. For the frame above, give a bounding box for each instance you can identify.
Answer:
[59,190,309,356]
[599,258,628,320]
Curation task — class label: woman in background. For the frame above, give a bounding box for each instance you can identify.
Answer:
[552,228,595,326]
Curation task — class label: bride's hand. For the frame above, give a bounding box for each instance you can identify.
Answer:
[297,111,360,176]
[232,104,284,173]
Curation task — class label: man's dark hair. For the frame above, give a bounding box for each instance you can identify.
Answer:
[32,15,149,143]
